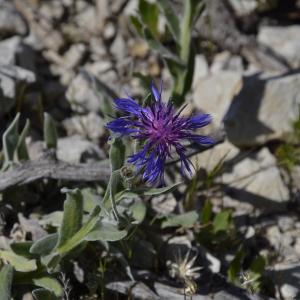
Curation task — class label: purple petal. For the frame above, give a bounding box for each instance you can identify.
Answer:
[189,135,215,145]
[174,143,193,176]
[143,151,165,184]
[151,81,161,102]
[189,114,212,129]
[128,143,150,166]
[114,98,142,116]
[106,118,137,135]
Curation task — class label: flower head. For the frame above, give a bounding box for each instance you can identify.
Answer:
[106,82,214,185]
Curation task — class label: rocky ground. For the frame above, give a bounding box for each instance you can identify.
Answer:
[1,0,300,299]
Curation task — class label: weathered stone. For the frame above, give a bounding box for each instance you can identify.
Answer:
[258,26,300,69]
[210,51,244,74]
[192,55,209,89]
[270,263,300,300]
[0,36,21,65]
[0,65,35,116]
[281,284,299,300]
[222,148,289,212]
[56,135,105,164]
[224,72,300,146]
[39,0,65,21]
[75,4,99,35]
[63,43,87,70]
[277,216,295,232]
[111,33,127,62]
[66,73,102,113]
[0,1,27,37]
[228,0,257,16]
[192,141,239,172]
[63,112,106,141]
[193,71,242,126]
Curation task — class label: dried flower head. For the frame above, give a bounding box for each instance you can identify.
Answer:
[167,250,202,281]
[106,82,214,185]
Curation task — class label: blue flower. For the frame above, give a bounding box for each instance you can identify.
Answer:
[106,82,214,185]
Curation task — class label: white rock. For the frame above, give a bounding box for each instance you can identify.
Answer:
[258,25,300,69]
[210,51,244,74]
[66,73,101,113]
[63,112,106,141]
[192,141,239,172]
[223,148,289,210]
[63,43,86,69]
[56,136,104,164]
[281,284,299,300]
[277,216,295,232]
[192,54,209,89]
[75,5,98,35]
[193,71,242,126]
[228,0,257,16]
[224,72,300,146]
[0,1,27,36]
[0,36,21,65]
[0,65,35,116]
[111,33,127,62]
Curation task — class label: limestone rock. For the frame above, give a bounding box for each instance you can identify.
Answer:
[192,55,209,89]
[222,148,289,211]
[66,72,102,113]
[192,141,239,172]
[56,136,105,164]
[258,26,300,69]
[193,71,242,126]
[210,51,244,74]
[0,36,21,65]
[270,263,300,300]
[63,112,106,141]
[0,1,27,37]
[224,72,300,146]
[228,0,257,16]
[0,65,36,116]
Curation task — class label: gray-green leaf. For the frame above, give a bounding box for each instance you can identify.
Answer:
[0,265,13,300]
[2,113,20,163]
[32,288,60,300]
[0,250,37,272]
[43,113,58,149]
[33,277,63,297]
[86,221,128,242]
[161,211,199,228]
[56,189,83,248]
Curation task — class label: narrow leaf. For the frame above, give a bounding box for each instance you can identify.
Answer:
[144,28,185,67]
[130,16,144,37]
[56,189,83,248]
[109,138,125,172]
[56,206,100,255]
[139,0,159,37]
[157,0,180,42]
[2,113,20,162]
[0,265,13,300]
[17,119,30,161]
[43,113,58,149]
